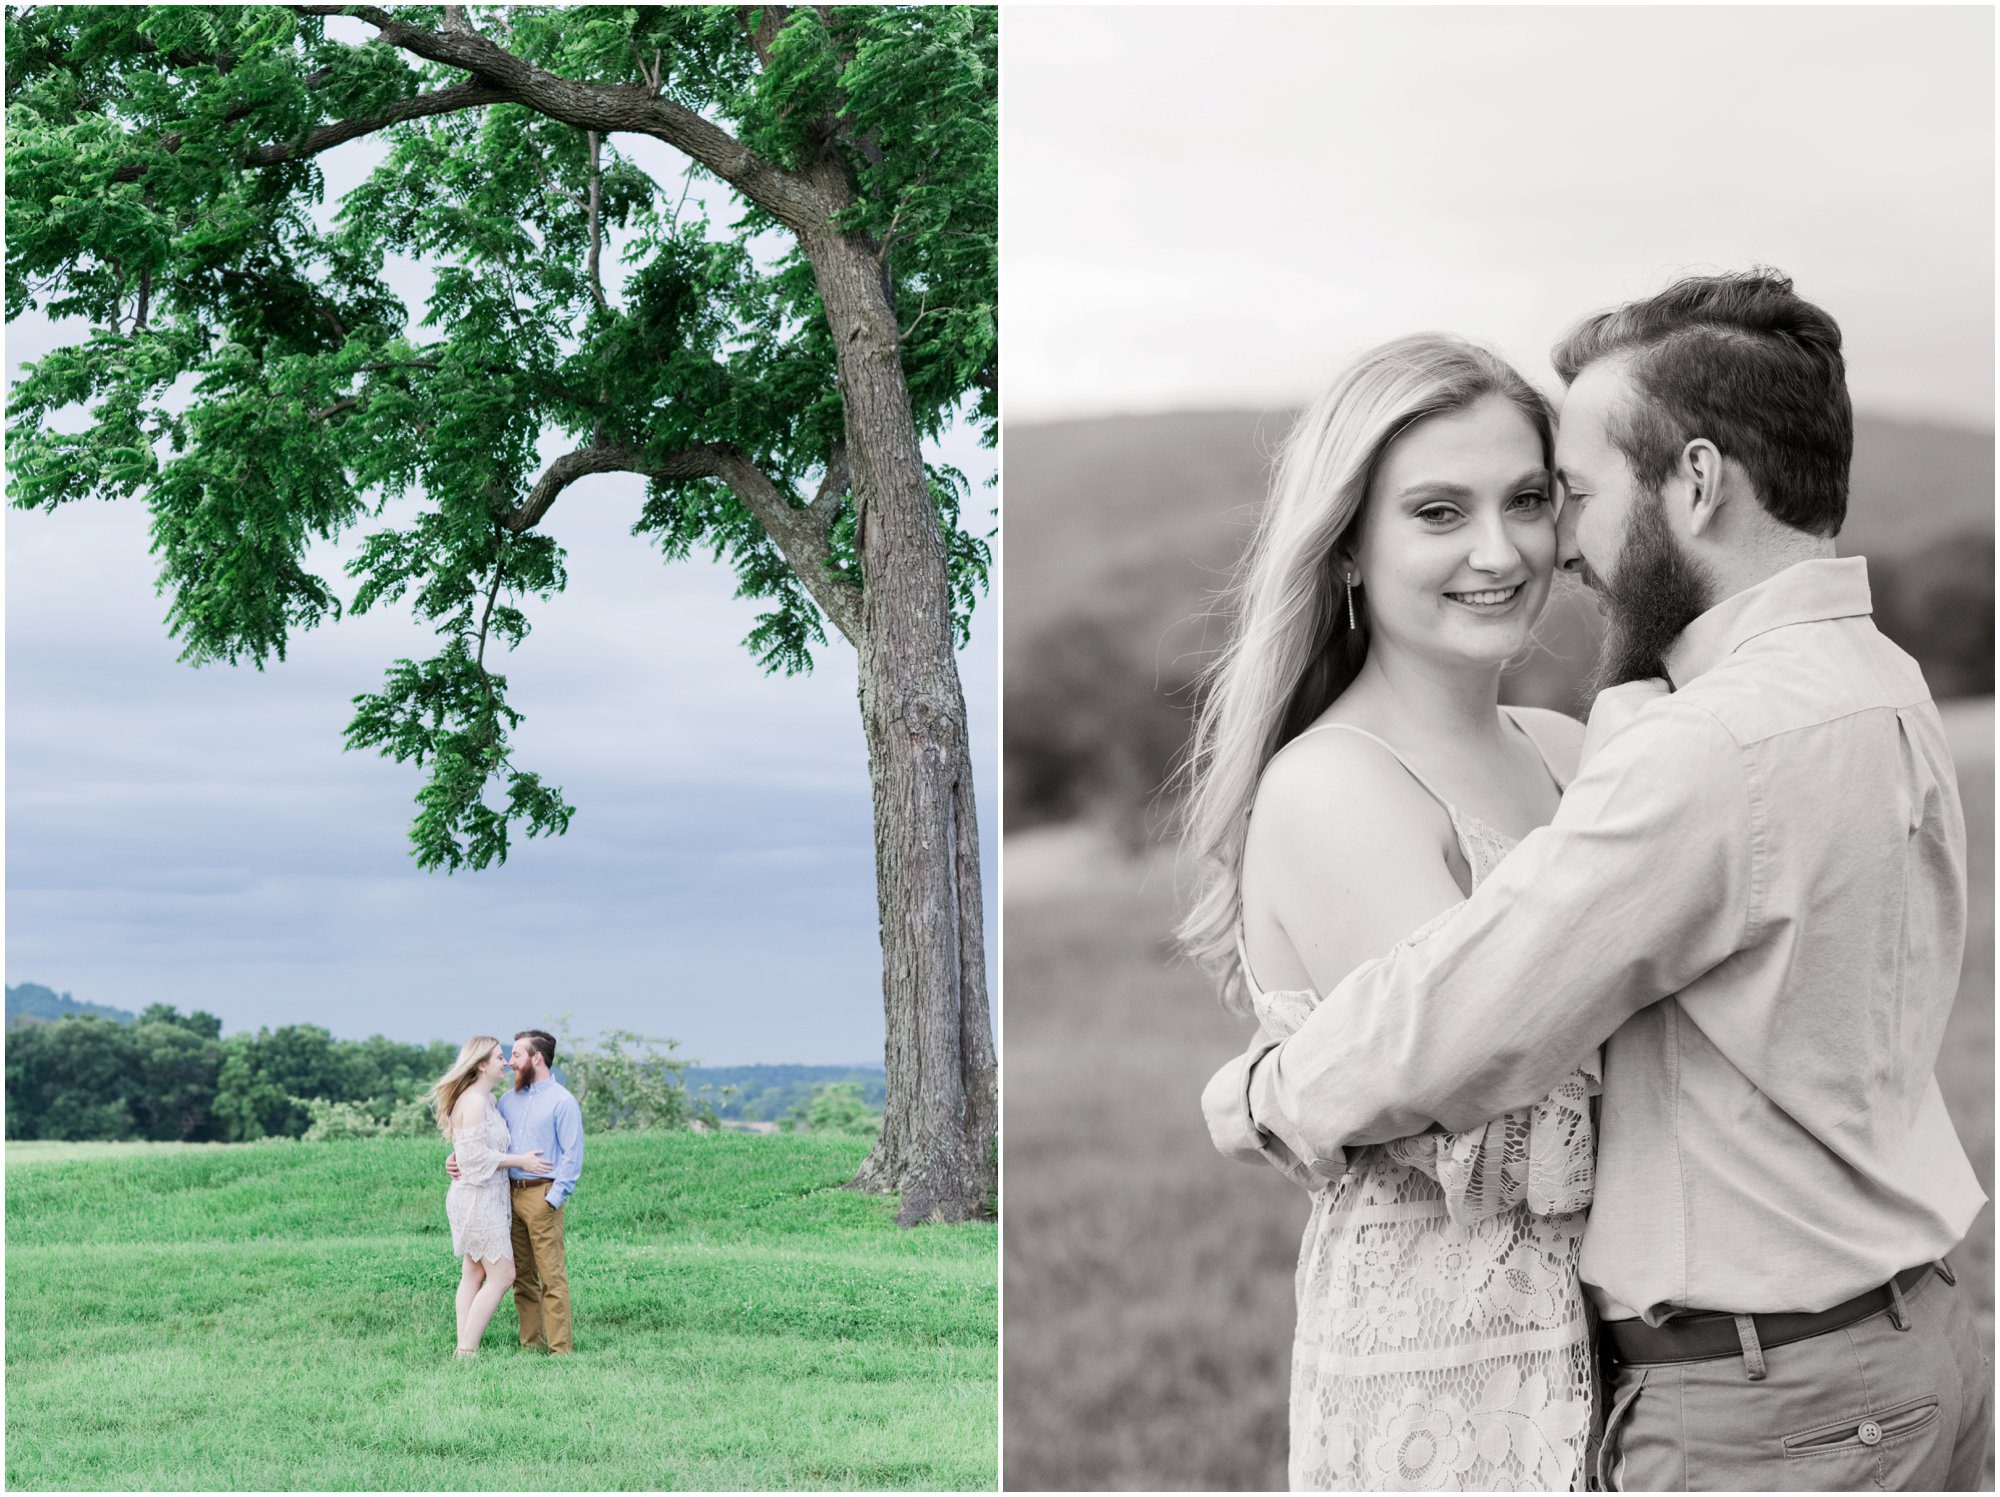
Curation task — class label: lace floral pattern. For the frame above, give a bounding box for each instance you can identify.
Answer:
[1250,805,1600,1491]
[446,1107,514,1264]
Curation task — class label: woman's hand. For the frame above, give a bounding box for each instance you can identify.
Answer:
[508,1149,555,1177]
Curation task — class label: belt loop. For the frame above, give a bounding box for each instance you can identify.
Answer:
[1733,1314,1767,1381]
[1888,1275,1912,1331]
[1936,1257,1957,1287]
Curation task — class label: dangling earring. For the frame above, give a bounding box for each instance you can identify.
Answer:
[1345,574,1358,632]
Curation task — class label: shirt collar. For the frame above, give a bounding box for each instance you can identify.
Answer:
[1663,556,1872,687]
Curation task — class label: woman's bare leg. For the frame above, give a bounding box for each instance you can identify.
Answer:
[456,1258,485,1347]
[459,1257,517,1352]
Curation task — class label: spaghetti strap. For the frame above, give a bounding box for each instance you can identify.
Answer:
[1499,705,1571,793]
[1275,720,1459,819]
[1235,923,1265,1000]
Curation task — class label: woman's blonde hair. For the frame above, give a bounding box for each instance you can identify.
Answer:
[425,1036,502,1136]
[1175,334,1554,1013]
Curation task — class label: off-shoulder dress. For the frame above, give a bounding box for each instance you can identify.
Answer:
[445,1104,514,1265]
[1241,710,1601,1492]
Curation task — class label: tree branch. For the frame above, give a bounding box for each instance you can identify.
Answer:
[111,77,513,183]
[474,546,505,678]
[297,4,826,231]
[812,444,851,535]
[131,36,241,74]
[501,443,645,533]
[310,395,361,422]
[586,131,607,312]
[739,4,790,68]
[502,440,861,642]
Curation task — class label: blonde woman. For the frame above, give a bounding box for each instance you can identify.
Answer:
[426,1036,552,1358]
[1185,336,1601,1490]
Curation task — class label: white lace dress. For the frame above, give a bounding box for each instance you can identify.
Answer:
[445,1106,514,1265]
[1244,726,1601,1492]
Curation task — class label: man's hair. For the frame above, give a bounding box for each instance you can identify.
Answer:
[515,1029,557,1071]
[1551,269,1851,537]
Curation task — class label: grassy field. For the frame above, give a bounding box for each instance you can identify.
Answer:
[7,1132,996,1491]
[1002,702,1994,1491]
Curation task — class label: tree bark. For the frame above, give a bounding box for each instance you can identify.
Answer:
[808,229,997,1224]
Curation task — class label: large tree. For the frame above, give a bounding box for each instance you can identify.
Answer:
[6,4,997,1220]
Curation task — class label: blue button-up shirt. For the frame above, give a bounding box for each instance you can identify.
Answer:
[496,1076,584,1209]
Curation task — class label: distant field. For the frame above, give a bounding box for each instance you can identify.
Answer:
[1002,704,1994,1491]
[8,1133,996,1491]
[6,1140,216,1162]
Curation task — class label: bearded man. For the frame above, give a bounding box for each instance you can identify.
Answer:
[1205,270,1990,1490]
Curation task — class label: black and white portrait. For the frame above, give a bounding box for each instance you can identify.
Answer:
[1001,7,1994,1491]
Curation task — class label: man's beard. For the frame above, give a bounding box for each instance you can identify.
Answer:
[1585,486,1717,698]
[513,1064,534,1092]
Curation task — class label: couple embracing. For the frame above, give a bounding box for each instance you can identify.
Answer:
[425,1029,585,1358]
[1194,271,1989,1490]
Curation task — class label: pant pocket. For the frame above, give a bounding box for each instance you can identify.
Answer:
[1782,1394,1940,1457]
[1595,1368,1648,1492]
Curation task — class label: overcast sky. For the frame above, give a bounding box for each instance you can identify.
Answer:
[6,113,995,1065]
[1005,5,1994,428]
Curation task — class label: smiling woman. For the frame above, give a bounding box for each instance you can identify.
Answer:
[1173,335,1596,1491]
[1178,336,1566,1009]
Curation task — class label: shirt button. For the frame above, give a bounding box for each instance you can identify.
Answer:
[1857,1421,1883,1446]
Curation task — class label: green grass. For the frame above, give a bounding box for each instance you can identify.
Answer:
[1003,706,1994,1491]
[7,1132,996,1491]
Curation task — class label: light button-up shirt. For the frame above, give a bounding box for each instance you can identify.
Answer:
[1205,557,1985,1325]
[497,1075,585,1209]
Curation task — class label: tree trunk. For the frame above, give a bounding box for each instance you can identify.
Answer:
[808,231,997,1225]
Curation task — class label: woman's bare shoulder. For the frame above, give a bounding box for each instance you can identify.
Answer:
[451,1091,492,1127]
[1247,726,1453,867]
[1243,724,1470,992]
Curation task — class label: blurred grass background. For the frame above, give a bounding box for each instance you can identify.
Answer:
[1000,410,1994,1490]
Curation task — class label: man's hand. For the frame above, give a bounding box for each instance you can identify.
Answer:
[444,1152,460,1181]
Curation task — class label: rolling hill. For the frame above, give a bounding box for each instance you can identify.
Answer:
[4,983,137,1028]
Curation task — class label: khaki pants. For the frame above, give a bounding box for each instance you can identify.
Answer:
[509,1180,571,1353]
[1599,1264,1991,1491]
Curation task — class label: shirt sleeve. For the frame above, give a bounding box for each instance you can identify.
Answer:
[1236,694,1756,1177]
[1201,1023,1329,1189]
[546,1093,584,1208]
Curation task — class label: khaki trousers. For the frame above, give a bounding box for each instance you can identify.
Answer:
[509,1180,571,1353]
[1599,1264,1991,1491]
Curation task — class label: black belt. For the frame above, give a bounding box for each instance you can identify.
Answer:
[1605,1261,1943,1367]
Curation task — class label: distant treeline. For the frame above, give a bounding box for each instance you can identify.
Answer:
[5,1006,456,1143]
[686,1065,887,1123]
[3,988,887,1143]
